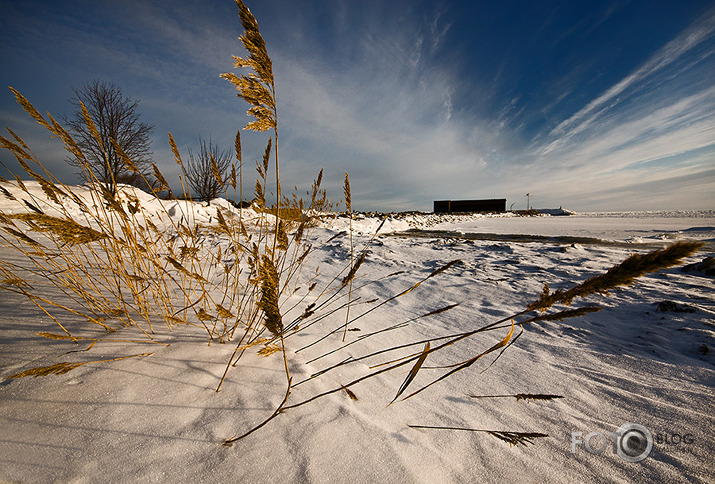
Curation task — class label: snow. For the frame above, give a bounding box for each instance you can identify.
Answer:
[1,181,713,483]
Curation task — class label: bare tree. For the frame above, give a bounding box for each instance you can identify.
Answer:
[185,138,231,202]
[64,80,154,193]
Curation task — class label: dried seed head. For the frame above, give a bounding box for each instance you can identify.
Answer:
[528,241,704,311]
[343,172,351,212]
[276,221,289,251]
[341,252,366,288]
[10,213,107,245]
[258,255,282,335]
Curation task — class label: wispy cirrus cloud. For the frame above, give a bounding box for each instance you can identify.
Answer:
[541,7,715,155]
[1,0,712,212]
[493,6,715,210]
[270,2,715,211]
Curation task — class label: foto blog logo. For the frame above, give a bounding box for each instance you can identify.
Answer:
[571,423,653,463]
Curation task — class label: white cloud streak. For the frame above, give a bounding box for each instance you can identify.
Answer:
[270,3,715,211]
[542,7,715,155]
[2,1,713,212]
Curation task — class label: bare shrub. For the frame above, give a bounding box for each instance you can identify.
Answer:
[63,80,154,194]
[185,138,231,202]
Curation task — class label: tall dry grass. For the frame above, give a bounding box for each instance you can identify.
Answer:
[0,0,705,449]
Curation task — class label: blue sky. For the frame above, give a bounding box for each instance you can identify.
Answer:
[1,0,713,211]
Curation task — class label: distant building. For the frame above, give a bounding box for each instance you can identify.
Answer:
[434,199,507,213]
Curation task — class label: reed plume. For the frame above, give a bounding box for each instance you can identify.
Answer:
[407,425,549,447]
[528,241,704,311]
[258,255,282,335]
[343,172,351,212]
[10,213,107,245]
[468,393,564,402]
[7,353,152,379]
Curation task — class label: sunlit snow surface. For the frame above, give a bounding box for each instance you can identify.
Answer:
[1,182,713,483]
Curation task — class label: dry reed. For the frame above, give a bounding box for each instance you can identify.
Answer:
[7,353,152,379]
[407,425,550,447]
[1,0,706,453]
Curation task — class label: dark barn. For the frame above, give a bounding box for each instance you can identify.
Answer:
[434,199,507,213]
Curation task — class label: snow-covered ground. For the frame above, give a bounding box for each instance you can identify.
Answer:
[1,182,713,483]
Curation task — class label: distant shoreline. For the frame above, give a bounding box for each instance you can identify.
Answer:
[346,209,715,219]
[388,229,715,250]
[575,210,715,218]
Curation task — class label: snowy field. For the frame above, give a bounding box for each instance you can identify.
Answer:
[1,182,713,483]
